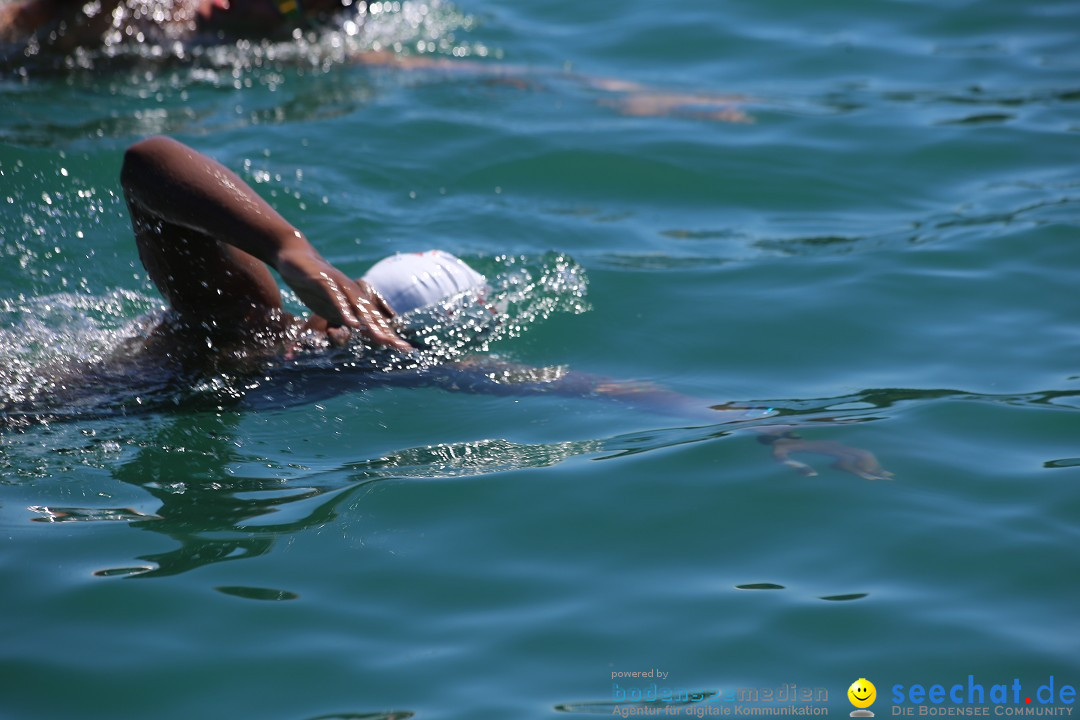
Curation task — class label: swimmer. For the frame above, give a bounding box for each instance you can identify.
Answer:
[0,0,355,52]
[0,0,750,124]
[5,136,888,480]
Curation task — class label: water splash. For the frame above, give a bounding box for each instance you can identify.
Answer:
[0,254,588,426]
[396,251,589,362]
[281,252,589,374]
[0,289,164,413]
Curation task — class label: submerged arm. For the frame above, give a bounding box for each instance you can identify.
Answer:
[411,358,890,480]
[753,426,892,481]
[350,53,751,124]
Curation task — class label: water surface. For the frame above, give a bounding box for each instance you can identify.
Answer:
[1,0,1079,718]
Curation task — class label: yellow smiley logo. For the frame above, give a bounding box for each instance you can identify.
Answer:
[848,678,877,709]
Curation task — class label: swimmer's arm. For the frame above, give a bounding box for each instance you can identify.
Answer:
[422,359,754,420]
[415,359,889,480]
[586,381,892,482]
[751,426,893,481]
[121,136,409,351]
[350,53,751,124]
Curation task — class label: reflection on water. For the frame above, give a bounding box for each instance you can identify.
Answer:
[5,320,1078,581]
[94,412,306,578]
[4,409,728,579]
[214,585,300,600]
[30,505,162,522]
[301,713,413,720]
[1,382,882,580]
[733,584,868,602]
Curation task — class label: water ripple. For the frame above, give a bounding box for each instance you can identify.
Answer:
[214,585,300,601]
[302,713,413,720]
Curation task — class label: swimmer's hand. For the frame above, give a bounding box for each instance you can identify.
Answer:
[275,245,411,352]
[755,427,893,481]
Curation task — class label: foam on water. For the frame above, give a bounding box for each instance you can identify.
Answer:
[0,290,163,410]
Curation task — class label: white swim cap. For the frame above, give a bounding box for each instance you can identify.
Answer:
[362,250,486,315]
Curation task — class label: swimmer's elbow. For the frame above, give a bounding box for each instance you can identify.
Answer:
[121,136,186,185]
[126,135,180,156]
[121,138,157,187]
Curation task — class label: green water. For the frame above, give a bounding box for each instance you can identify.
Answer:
[2,1,1079,718]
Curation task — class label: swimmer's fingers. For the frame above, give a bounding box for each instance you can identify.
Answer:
[766,438,820,478]
[341,278,413,353]
[275,246,352,324]
[275,246,411,352]
[359,280,396,318]
[759,433,893,481]
[836,448,894,481]
[809,440,893,481]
